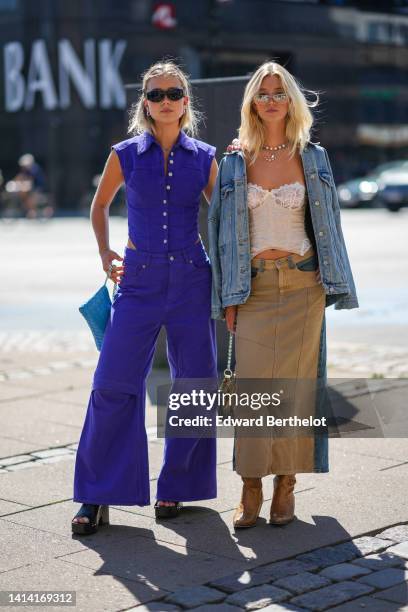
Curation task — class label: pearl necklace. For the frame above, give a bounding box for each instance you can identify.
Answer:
[262,141,288,162]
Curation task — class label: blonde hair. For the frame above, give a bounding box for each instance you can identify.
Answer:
[128,60,200,137]
[238,61,319,164]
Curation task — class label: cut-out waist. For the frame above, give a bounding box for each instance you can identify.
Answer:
[127,236,201,251]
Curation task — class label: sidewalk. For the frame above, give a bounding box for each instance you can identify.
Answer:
[1,339,407,611]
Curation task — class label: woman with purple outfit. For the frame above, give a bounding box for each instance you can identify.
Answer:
[72,61,218,535]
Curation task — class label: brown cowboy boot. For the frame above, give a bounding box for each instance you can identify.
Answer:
[233,477,263,529]
[269,474,296,525]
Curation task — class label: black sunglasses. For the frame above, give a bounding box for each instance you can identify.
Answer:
[144,87,185,103]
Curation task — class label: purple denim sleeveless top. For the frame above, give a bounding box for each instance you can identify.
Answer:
[111,130,216,253]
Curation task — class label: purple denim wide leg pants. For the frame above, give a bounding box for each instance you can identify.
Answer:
[74,244,217,506]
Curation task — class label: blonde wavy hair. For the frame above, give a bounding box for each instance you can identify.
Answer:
[128,60,200,137]
[238,61,319,164]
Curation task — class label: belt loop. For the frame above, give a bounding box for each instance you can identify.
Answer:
[182,245,190,263]
[259,259,265,273]
[141,252,151,265]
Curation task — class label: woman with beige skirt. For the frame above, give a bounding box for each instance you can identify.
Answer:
[233,247,325,527]
[208,60,359,529]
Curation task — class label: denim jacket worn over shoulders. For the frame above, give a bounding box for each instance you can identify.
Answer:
[207,141,359,320]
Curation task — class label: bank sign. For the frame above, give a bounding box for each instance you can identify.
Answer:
[3,39,127,112]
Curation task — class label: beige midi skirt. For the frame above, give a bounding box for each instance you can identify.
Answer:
[234,247,326,477]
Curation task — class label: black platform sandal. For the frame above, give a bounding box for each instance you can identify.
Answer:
[154,501,183,519]
[71,503,109,535]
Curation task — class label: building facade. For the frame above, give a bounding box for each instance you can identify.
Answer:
[1,0,408,211]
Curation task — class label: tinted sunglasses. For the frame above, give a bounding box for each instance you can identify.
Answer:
[144,87,185,103]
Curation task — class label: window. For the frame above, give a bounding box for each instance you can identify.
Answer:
[0,0,18,10]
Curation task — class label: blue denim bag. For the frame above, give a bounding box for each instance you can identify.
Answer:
[79,275,117,351]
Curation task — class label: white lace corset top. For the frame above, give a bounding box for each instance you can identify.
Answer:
[247,181,311,258]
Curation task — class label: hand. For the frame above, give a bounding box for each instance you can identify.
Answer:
[225,305,238,334]
[226,138,242,153]
[100,249,124,284]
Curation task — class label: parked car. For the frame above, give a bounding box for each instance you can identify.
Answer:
[376,169,408,212]
[337,160,408,209]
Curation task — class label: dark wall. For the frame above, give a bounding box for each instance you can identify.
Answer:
[1,0,407,211]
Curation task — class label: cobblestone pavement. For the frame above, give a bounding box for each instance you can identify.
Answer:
[0,332,407,474]
[138,527,408,610]
[1,349,407,610]
[327,342,408,378]
[0,331,95,355]
[1,214,408,610]
[1,331,408,381]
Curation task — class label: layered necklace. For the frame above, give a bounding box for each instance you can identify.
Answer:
[262,141,288,162]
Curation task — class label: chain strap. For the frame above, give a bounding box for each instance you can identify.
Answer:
[223,332,234,379]
[104,273,118,297]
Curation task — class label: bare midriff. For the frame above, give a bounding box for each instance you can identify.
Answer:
[253,248,293,260]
